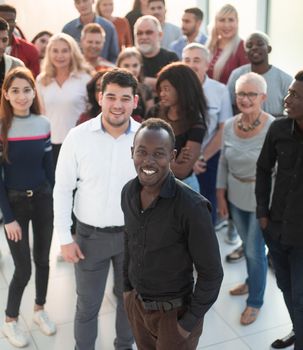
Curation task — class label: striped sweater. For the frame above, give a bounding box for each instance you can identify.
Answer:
[0,114,54,223]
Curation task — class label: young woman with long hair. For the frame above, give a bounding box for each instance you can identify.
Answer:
[149,62,208,191]
[0,67,56,348]
[207,4,249,84]
[96,0,132,50]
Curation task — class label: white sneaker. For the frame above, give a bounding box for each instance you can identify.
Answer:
[33,310,56,336]
[2,320,28,348]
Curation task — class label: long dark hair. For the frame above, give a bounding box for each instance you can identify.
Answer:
[85,70,110,118]
[0,67,41,162]
[156,62,208,128]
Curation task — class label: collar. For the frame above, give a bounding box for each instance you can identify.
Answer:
[133,171,177,199]
[76,15,97,28]
[291,119,303,137]
[89,113,137,135]
[183,31,204,44]
[202,74,210,87]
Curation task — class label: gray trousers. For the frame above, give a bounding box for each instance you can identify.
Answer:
[74,221,133,350]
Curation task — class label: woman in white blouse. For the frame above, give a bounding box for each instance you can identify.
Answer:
[36,33,92,166]
[216,72,274,325]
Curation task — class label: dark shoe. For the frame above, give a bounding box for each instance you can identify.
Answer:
[271,331,295,349]
[226,244,245,263]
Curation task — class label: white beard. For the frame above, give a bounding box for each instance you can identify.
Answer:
[137,43,154,55]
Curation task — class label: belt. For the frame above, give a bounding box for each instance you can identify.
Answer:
[137,294,185,312]
[78,220,124,233]
[7,184,50,198]
[231,173,256,183]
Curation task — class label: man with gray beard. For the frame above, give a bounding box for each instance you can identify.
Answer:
[134,15,178,93]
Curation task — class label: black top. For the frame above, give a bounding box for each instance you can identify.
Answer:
[256,117,303,246]
[121,172,223,332]
[142,48,179,78]
[125,9,142,42]
[0,57,5,90]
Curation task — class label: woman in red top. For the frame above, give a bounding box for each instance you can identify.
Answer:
[96,0,133,50]
[207,4,248,84]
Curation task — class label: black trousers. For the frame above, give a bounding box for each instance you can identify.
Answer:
[5,185,53,318]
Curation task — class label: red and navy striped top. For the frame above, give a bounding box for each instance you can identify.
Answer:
[0,114,54,223]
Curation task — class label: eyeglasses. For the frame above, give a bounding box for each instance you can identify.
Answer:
[136,30,155,36]
[236,92,262,101]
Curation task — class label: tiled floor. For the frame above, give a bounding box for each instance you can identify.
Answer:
[0,223,293,350]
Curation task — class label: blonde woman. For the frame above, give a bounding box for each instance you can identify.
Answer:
[36,33,92,166]
[207,4,248,84]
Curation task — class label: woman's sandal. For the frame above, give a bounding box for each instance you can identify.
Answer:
[240,306,260,325]
[229,283,248,296]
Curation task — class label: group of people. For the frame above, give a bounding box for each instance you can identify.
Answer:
[0,1,302,350]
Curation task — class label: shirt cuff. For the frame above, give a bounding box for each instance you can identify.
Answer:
[178,311,200,332]
[256,206,270,219]
[54,228,74,245]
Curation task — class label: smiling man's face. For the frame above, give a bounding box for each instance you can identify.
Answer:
[132,127,175,190]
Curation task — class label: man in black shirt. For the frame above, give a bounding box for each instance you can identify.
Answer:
[134,15,178,93]
[256,71,303,350]
[121,118,223,349]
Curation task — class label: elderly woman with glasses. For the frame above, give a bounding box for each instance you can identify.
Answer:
[216,72,274,325]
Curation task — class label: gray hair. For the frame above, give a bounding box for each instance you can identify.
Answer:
[245,31,271,47]
[134,15,163,34]
[182,43,210,63]
[235,72,267,94]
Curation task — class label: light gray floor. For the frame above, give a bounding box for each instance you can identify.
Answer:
[0,223,293,350]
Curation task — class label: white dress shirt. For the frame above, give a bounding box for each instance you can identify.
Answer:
[53,115,140,244]
[36,72,91,144]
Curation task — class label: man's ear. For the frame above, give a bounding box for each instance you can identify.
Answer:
[131,146,134,159]
[133,94,139,109]
[170,148,177,162]
[267,45,272,54]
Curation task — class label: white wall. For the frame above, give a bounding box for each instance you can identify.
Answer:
[268,0,303,76]
[3,0,196,41]
[3,0,303,76]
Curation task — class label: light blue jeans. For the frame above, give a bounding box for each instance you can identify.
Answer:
[229,202,267,308]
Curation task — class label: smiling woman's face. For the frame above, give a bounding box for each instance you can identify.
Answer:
[216,11,238,41]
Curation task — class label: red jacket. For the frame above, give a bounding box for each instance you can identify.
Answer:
[11,35,40,78]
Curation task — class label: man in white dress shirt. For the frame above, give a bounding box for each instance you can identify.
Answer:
[53,69,139,350]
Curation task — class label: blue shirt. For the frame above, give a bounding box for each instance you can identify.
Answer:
[62,16,119,63]
[169,32,208,59]
[202,75,233,149]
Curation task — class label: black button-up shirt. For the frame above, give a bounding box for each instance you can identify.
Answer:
[121,172,223,332]
[256,117,303,246]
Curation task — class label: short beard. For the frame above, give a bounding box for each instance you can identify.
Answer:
[137,43,154,55]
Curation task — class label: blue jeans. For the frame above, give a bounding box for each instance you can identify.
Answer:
[229,202,267,308]
[263,226,303,350]
[197,151,220,224]
[74,221,133,350]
